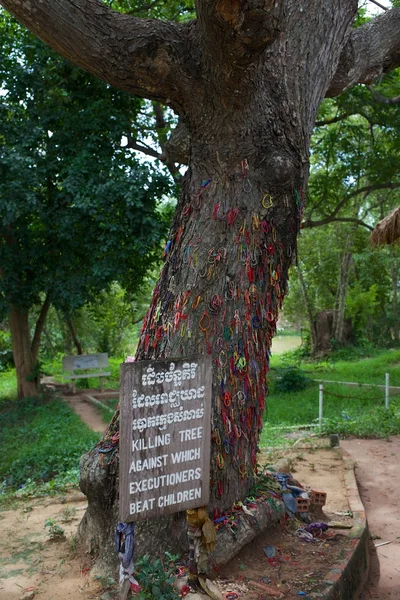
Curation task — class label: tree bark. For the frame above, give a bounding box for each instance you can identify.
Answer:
[31,295,51,363]
[332,233,353,345]
[333,250,352,344]
[66,317,84,355]
[5,0,400,570]
[9,306,39,399]
[297,263,317,355]
[390,245,399,343]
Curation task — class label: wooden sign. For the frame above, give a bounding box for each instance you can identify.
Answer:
[119,356,212,522]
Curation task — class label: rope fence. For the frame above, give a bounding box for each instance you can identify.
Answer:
[268,373,398,432]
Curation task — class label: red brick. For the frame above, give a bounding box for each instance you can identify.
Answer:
[296,497,310,512]
[310,490,327,506]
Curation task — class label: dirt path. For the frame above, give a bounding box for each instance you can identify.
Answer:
[42,378,111,433]
[64,393,107,433]
[342,438,400,599]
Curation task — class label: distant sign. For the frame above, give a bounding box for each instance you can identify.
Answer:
[73,356,99,369]
[119,357,212,522]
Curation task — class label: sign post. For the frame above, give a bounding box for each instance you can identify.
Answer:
[119,356,212,522]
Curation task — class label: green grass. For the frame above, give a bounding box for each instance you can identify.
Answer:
[260,348,400,446]
[0,370,17,402]
[3,348,399,466]
[94,396,119,423]
[0,395,100,494]
[270,347,400,385]
[303,349,400,386]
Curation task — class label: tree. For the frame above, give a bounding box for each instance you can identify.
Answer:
[2,0,400,565]
[0,13,171,398]
[283,220,399,352]
[283,55,400,354]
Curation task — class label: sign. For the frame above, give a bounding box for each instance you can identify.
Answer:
[119,356,212,522]
[73,355,99,369]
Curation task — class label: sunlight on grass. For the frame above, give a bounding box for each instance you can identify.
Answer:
[0,370,16,402]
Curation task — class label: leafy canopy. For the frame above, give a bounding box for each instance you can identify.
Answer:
[0,11,172,318]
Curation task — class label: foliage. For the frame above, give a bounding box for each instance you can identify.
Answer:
[274,367,311,393]
[0,369,16,401]
[281,58,400,350]
[44,517,65,540]
[284,226,399,348]
[321,405,400,438]
[135,552,180,600]
[0,329,13,371]
[0,11,172,319]
[8,469,80,502]
[0,394,100,490]
[107,0,194,22]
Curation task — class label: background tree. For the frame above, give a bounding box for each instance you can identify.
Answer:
[33,274,161,360]
[283,59,400,354]
[0,12,171,398]
[3,0,400,565]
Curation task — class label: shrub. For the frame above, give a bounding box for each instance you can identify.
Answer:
[274,367,311,393]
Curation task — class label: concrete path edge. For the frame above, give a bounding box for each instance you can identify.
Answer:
[320,448,370,600]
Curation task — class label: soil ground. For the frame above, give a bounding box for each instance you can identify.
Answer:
[0,491,100,600]
[216,446,352,599]
[64,394,106,433]
[342,438,400,599]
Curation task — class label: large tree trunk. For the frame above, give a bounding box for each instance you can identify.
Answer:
[78,45,336,563]
[9,297,51,399]
[390,245,399,343]
[332,244,353,345]
[66,317,84,355]
[9,306,39,399]
[297,262,317,354]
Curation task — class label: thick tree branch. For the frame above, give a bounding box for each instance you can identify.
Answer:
[0,0,193,107]
[125,133,165,160]
[346,181,400,200]
[151,102,184,180]
[164,120,190,166]
[302,216,373,230]
[31,294,51,363]
[368,0,388,10]
[367,85,400,105]
[315,113,349,127]
[125,118,184,183]
[327,8,400,97]
[303,182,400,230]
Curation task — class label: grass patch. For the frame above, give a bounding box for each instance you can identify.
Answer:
[322,405,400,438]
[0,395,100,495]
[0,370,17,403]
[270,348,400,386]
[94,397,119,424]
[261,348,400,445]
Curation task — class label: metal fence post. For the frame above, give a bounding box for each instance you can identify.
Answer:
[319,384,324,431]
[385,372,390,409]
